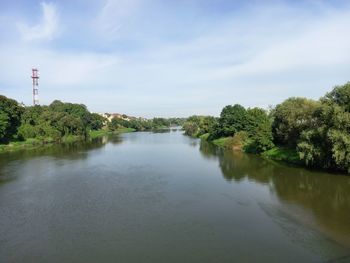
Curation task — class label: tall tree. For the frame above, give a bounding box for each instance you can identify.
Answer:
[0,95,24,143]
[218,104,247,137]
[245,108,274,153]
[271,97,319,147]
[297,83,350,172]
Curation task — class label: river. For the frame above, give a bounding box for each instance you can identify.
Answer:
[0,130,350,262]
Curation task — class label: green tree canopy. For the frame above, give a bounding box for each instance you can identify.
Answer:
[245,108,274,153]
[0,95,24,143]
[297,83,350,172]
[221,104,247,136]
[322,82,350,111]
[271,97,320,147]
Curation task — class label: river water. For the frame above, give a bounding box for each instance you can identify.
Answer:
[0,130,350,262]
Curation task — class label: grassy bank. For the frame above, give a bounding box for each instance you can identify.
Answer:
[89,127,135,139]
[0,128,136,153]
[262,147,302,165]
[200,133,302,165]
[199,133,210,140]
[198,133,229,147]
[0,138,54,153]
[212,137,231,147]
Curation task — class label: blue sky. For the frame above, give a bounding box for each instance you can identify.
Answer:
[0,0,350,117]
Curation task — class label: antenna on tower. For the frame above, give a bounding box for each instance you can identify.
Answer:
[31,68,39,106]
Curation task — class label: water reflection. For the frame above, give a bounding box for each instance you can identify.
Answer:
[152,128,171,133]
[1,131,350,262]
[199,140,350,247]
[0,136,112,181]
[106,134,123,145]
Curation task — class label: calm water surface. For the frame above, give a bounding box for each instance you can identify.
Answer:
[0,130,350,262]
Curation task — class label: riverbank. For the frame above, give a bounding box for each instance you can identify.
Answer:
[0,128,136,153]
[262,147,302,165]
[200,134,303,166]
[89,128,135,139]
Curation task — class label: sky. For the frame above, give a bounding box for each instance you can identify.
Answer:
[0,0,350,117]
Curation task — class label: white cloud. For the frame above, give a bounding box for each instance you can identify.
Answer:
[17,2,59,42]
[96,0,142,38]
[2,1,350,116]
[134,5,350,84]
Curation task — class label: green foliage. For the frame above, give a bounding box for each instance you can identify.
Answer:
[0,95,24,143]
[296,105,333,168]
[226,131,249,151]
[183,121,199,137]
[108,117,129,131]
[168,117,186,126]
[181,82,350,173]
[108,116,171,132]
[182,115,218,137]
[322,82,350,111]
[244,108,274,153]
[182,115,201,136]
[0,112,9,139]
[14,100,105,142]
[205,106,273,153]
[328,129,350,172]
[0,96,140,151]
[18,104,85,140]
[216,104,247,138]
[262,147,301,165]
[271,97,320,147]
[3,81,350,173]
[200,116,217,135]
[211,132,248,150]
[90,113,106,130]
[212,137,231,147]
[296,84,350,172]
[152,118,170,129]
[199,133,210,140]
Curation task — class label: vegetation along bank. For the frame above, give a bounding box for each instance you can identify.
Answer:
[0,97,184,153]
[183,82,350,174]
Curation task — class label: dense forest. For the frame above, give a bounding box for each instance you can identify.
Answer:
[183,82,350,173]
[0,97,181,148]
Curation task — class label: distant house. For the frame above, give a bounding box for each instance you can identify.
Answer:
[98,113,135,122]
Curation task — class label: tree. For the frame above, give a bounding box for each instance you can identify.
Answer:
[213,104,247,138]
[49,100,92,128]
[182,115,214,137]
[152,118,170,129]
[271,97,319,147]
[245,108,274,153]
[200,116,217,135]
[183,121,199,137]
[322,82,350,111]
[297,83,350,172]
[90,113,106,130]
[168,118,186,126]
[0,95,24,143]
[17,101,98,141]
[221,104,247,136]
[20,105,45,126]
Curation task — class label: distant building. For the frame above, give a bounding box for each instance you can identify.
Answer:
[98,113,144,122]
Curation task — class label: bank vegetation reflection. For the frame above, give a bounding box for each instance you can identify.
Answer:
[199,140,350,247]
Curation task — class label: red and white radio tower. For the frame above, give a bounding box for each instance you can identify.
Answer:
[31,68,39,106]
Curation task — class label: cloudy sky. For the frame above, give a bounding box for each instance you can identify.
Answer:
[0,0,350,117]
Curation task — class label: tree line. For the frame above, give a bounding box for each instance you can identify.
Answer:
[0,98,106,143]
[0,96,183,145]
[183,82,350,173]
[107,116,184,131]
